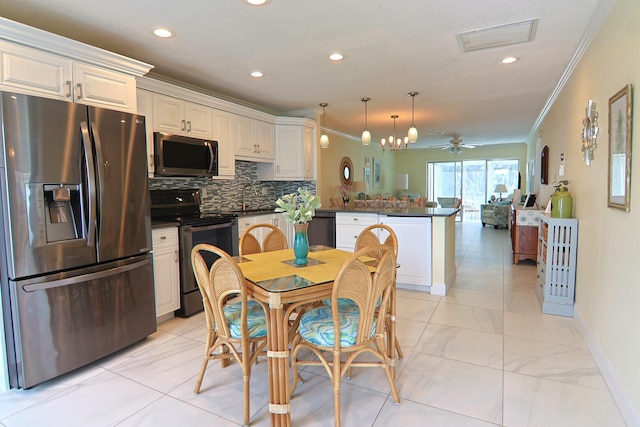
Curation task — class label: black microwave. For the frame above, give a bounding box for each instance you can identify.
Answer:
[153,132,218,177]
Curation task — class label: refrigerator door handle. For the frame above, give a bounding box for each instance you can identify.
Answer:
[80,121,97,247]
[91,121,106,241]
[21,258,151,292]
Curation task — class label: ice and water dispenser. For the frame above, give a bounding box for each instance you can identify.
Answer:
[27,183,83,246]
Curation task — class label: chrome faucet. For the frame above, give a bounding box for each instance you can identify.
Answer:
[242,183,258,211]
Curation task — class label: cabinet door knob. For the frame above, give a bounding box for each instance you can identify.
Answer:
[66,81,72,98]
[76,83,83,100]
[187,121,192,132]
[181,120,186,131]
[160,236,167,240]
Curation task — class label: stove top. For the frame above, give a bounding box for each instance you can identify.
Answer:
[150,189,236,226]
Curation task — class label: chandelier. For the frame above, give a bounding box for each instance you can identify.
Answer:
[380,115,408,152]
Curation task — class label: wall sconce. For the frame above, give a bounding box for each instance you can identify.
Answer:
[581,99,599,166]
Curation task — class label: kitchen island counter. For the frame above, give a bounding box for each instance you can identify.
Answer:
[317,207,459,218]
[330,208,457,295]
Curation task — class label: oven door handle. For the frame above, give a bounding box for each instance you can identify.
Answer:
[182,222,233,232]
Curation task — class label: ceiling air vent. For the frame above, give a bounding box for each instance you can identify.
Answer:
[457,19,538,53]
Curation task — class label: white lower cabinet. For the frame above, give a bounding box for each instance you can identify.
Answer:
[335,212,379,251]
[378,215,432,290]
[152,227,180,321]
[335,213,433,291]
[237,213,291,249]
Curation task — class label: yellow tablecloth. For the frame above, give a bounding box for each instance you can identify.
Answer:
[237,248,374,292]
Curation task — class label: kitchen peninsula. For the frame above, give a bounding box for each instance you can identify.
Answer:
[320,206,458,295]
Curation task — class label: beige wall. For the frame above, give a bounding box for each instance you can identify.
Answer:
[532,0,640,412]
[391,144,528,199]
[317,132,396,205]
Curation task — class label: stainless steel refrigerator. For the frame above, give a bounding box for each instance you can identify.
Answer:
[0,92,156,389]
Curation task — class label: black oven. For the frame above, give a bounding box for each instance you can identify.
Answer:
[153,132,218,177]
[150,189,238,317]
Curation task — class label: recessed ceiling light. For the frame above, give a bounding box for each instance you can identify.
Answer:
[250,71,264,78]
[429,131,445,136]
[501,56,519,64]
[246,0,268,5]
[329,53,344,61]
[153,28,175,38]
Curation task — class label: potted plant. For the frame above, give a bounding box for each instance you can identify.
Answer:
[551,179,573,218]
[275,188,321,265]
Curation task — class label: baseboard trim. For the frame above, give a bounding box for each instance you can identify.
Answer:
[574,305,640,426]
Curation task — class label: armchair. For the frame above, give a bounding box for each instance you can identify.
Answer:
[480,203,510,228]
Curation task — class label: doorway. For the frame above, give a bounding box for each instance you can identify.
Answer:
[427,159,519,222]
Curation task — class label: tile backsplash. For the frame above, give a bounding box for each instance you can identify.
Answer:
[149,160,315,213]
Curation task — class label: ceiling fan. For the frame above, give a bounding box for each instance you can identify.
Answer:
[430,137,478,153]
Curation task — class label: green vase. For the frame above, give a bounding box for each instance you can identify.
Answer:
[551,191,573,218]
[293,223,309,265]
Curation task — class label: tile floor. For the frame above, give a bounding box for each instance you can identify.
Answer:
[0,223,628,426]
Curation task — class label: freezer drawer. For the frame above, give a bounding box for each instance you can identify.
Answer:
[5,254,156,389]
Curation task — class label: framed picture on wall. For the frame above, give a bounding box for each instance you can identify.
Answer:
[373,157,382,188]
[364,167,371,186]
[608,84,633,212]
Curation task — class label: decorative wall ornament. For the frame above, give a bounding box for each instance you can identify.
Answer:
[581,99,599,166]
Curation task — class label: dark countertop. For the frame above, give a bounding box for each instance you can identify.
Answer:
[221,207,278,217]
[151,220,180,229]
[217,206,459,218]
[317,207,459,217]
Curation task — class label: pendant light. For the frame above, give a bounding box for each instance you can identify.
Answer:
[407,92,419,143]
[319,103,329,149]
[361,97,371,145]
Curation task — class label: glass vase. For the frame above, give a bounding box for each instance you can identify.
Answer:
[293,223,309,265]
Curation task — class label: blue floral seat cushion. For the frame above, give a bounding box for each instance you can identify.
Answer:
[222,299,268,339]
[321,296,382,310]
[299,305,376,348]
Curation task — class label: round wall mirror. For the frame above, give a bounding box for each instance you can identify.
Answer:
[340,157,353,187]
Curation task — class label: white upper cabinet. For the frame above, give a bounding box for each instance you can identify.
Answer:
[257,117,316,181]
[235,116,274,162]
[212,108,236,178]
[152,93,213,139]
[0,41,138,112]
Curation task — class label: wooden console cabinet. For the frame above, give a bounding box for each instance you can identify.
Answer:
[511,206,544,264]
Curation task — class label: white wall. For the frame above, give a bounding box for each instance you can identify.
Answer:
[533,0,640,417]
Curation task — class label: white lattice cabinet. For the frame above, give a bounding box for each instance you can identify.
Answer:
[536,216,578,317]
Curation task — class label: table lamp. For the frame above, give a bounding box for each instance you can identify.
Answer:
[395,173,409,197]
[494,184,508,200]
[353,180,368,200]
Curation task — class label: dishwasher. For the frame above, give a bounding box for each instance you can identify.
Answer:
[308,210,336,247]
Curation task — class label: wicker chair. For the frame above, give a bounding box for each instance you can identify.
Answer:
[239,223,288,256]
[191,244,268,426]
[290,245,400,426]
[355,224,403,369]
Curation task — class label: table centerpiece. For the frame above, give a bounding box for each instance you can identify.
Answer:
[275,188,321,265]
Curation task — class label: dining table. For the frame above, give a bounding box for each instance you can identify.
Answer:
[236,245,381,427]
